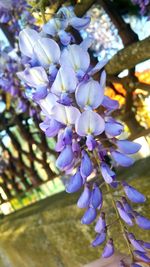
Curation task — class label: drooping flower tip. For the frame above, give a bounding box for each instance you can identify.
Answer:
[66,170,83,193]
[81,207,97,225]
[102,238,114,258]
[122,182,146,203]
[77,184,91,208]
[91,229,106,247]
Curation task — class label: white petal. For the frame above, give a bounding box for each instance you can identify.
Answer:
[76,110,105,136]
[60,44,90,72]
[51,65,77,96]
[33,37,60,68]
[19,28,39,58]
[39,93,58,117]
[17,67,49,88]
[51,104,80,125]
[75,79,104,109]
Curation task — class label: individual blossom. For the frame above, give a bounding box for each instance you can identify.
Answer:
[122,182,146,203]
[102,238,114,258]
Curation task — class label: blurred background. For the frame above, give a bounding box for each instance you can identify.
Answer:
[0,0,150,266]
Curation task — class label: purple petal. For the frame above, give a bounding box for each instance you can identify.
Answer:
[77,184,91,208]
[45,119,62,137]
[17,67,49,88]
[32,86,47,101]
[69,16,90,30]
[60,44,90,72]
[39,117,61,137]
[75,79,104,109]
[134,213,150,230]
[121,197,133,214]
[86,135,97,151]
[102,239,114,258]
[117,140,141,154]
[76,110,105,137]
[122,182,146,203]
[80,151,93,180]
[91,229,106,247]
[111,151,135,167]
[100,162,115,184]
[105,121,124,136]
[102,96,119,110]
[58,30,71,45]
[95,212,106,233]
[51,65,77,96]
[19,28,39,58]
[66,170,83,193]
[56,145,74,170]
[81,207,97,224]
[127,233,145,252]
[63,126,72,145]
[33,37,60,67]
[134,250,150,263]
[116,201,133,226]
[91,184,103,209]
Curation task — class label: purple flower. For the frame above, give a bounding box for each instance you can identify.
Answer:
[122,182,146,203]
[105,119,124,136]
[81,207,97,224]
[95,212,106,233]
[111,151,135,167]
[102,238,114,258]
[66,170,83,193]
[56,145,74,170]
[80,151,93,180]
[121,197,133,214]
[116,201,134,226]
[102,96,119,111]
[127,233,145,252]
[100,162,115,184]
[91,229,106,247]
[134,212,150,230]
[90,183,103,209]
[86,135,97,151]
[77,184,91,208]
[116,140,141,154]
[39,118,62,137]
[63,126,72,145]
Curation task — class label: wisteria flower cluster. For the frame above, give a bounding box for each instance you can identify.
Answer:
[17,6,150,266]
